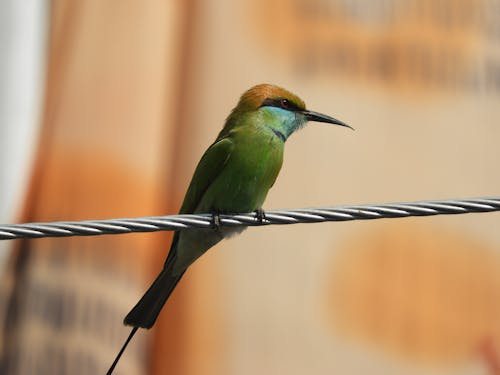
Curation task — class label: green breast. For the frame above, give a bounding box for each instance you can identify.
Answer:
[197,127,284,213]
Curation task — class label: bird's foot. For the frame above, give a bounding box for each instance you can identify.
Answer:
[211,209,222,230]
[255,208,266,224]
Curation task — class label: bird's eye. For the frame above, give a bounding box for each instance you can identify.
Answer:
[280,99,290,109]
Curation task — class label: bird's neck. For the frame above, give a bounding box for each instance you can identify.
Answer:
[221,108,306,141]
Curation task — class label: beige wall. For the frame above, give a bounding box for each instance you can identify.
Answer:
[182,1,500,374]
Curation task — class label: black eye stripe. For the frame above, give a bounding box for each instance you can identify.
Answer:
[261,98,301,112]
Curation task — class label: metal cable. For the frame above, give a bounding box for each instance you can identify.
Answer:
[0,197,499,240]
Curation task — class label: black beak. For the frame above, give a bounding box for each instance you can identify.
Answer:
[302,110,354,130]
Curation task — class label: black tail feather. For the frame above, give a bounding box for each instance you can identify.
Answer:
[124,269,185,329]
[107,269,185,374]
[106,327,138,375]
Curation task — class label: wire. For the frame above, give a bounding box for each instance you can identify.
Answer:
[0,197,499,241]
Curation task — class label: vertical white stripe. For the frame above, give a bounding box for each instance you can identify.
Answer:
[0,1,49,271]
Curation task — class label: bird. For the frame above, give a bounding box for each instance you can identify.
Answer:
[106,83,352,374]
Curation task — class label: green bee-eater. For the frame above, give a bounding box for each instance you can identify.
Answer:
[107,84,352,374]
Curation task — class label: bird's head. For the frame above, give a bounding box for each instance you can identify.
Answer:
[225,83,352,141]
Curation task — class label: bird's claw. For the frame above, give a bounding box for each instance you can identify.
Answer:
[255,208,266,224]
[211,210,222,230]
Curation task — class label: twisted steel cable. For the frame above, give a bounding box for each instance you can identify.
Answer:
[0,197,499,241]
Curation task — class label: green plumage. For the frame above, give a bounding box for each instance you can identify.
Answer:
[194,126,284,214]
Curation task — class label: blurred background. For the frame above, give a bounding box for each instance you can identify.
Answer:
[0,0,499,374]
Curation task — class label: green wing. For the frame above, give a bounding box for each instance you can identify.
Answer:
[179,137,234,214]
[165,137,234,267]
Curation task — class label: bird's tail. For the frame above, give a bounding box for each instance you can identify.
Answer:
[107,266,184,374]
[124,267,185,329]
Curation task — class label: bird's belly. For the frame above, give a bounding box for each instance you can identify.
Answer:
[171,224,245,274]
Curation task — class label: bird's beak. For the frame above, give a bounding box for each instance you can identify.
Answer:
[302,110,354,130]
